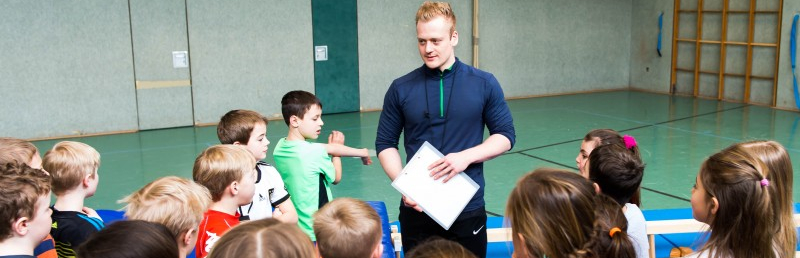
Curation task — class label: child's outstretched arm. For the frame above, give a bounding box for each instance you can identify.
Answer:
[325,130,372,165]
[273,199,298,224]
[329,131,344,184]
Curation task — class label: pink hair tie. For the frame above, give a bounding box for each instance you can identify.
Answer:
[622,135,637,149]
[760,178,770,187]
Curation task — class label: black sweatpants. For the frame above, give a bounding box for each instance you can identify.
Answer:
[399,204,487,257]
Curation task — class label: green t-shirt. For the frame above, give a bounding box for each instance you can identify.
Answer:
[272,138,335,240]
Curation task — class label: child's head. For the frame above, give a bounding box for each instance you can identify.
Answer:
[506,168,596,258]
[577,129,640,177]
[0,163,52,247]
[42,141,100,197]
[692,144,774,258]
[588,143,644,205]
[405,238,476,258]
[737,140,795,258]
[209,218,315,258]
[590,194,636,258]
[0,137,42,169]
[313,198,383,258]
[217,109,271,161]
[120,176,212,256]
[281,90,324,140]
[76,220,179,258]
[193,145,257,204]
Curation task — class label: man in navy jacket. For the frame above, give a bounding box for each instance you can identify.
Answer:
[375,2,516,257]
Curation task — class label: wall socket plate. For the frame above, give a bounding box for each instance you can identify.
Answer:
[172,51,189,68]
[315,46,328,61]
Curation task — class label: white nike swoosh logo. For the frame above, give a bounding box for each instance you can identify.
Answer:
[473,225,485,235]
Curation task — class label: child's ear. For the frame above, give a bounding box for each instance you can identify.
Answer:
[593,183,601,194]
[82,173,93,187]
[710,197,719,215]
[230,181,239,195]
[12,216,29,236]
[289,115,300,128]
[182,228,196,246]
[371,242,384,258]
[232,141,242,146]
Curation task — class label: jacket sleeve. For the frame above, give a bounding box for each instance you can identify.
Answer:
[483,75,516,150]
[375,82,404,154]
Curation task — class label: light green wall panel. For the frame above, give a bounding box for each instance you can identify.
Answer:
[480,0,632,97]
[357,0,472,110]
[136,87,194,130]
[0,0,137,139]
[130,0,193,129]
[630,0,674,93]
[187,0,314,124]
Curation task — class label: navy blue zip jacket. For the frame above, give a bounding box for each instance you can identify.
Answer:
[376,58,516,212]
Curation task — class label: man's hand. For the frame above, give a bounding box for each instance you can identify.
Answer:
[428,151,472,183]
[402,195,423,212]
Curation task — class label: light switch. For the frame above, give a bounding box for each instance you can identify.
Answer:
[172,51,189,68]
[315,46,328,61]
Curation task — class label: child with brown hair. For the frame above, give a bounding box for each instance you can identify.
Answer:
[588,143,648,258]
[506,168,635,258]
[208,218,315,258]
[42,141,104,256]
[75,220,179,258]
[217,109,297,223]
[0,163,52,258]
[120,176,212,257]
[274,90,372,240]
[313,198,383,258]
[687,142,783,258]
[193,145,258,258]
[737,140,796,258]
[0,138,55,258]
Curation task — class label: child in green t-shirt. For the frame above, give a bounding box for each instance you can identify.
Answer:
[273,90,372,240]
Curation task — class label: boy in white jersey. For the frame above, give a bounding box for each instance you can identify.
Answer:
[217,109,297,223]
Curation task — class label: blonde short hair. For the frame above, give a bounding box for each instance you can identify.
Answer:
[0,137,39,166]
[120,176,211,240]
[42,141,100,195]
[209,218,315,258]
[416,1,457,34]
[313,198,382,258]
[193,145,255,201]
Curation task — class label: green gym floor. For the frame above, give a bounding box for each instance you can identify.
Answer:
[32,90,800,220]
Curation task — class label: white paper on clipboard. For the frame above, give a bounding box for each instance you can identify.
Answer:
[391,141,479,230]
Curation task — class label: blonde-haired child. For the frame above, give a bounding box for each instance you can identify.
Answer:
[120,176,212,257]
[42,141,103,256]
[313,198,383,258]
[193,145,257,258]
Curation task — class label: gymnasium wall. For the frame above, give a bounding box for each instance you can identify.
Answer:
[0,0,138,139]
[2,1,798,139]
[629,0,675,94]
[478,0,632,98]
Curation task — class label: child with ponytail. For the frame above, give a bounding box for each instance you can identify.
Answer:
[687,143,777,258]
[506,168,636,258]
[725,141,794,258]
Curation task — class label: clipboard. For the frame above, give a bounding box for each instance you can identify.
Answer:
[391,141,479,230]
